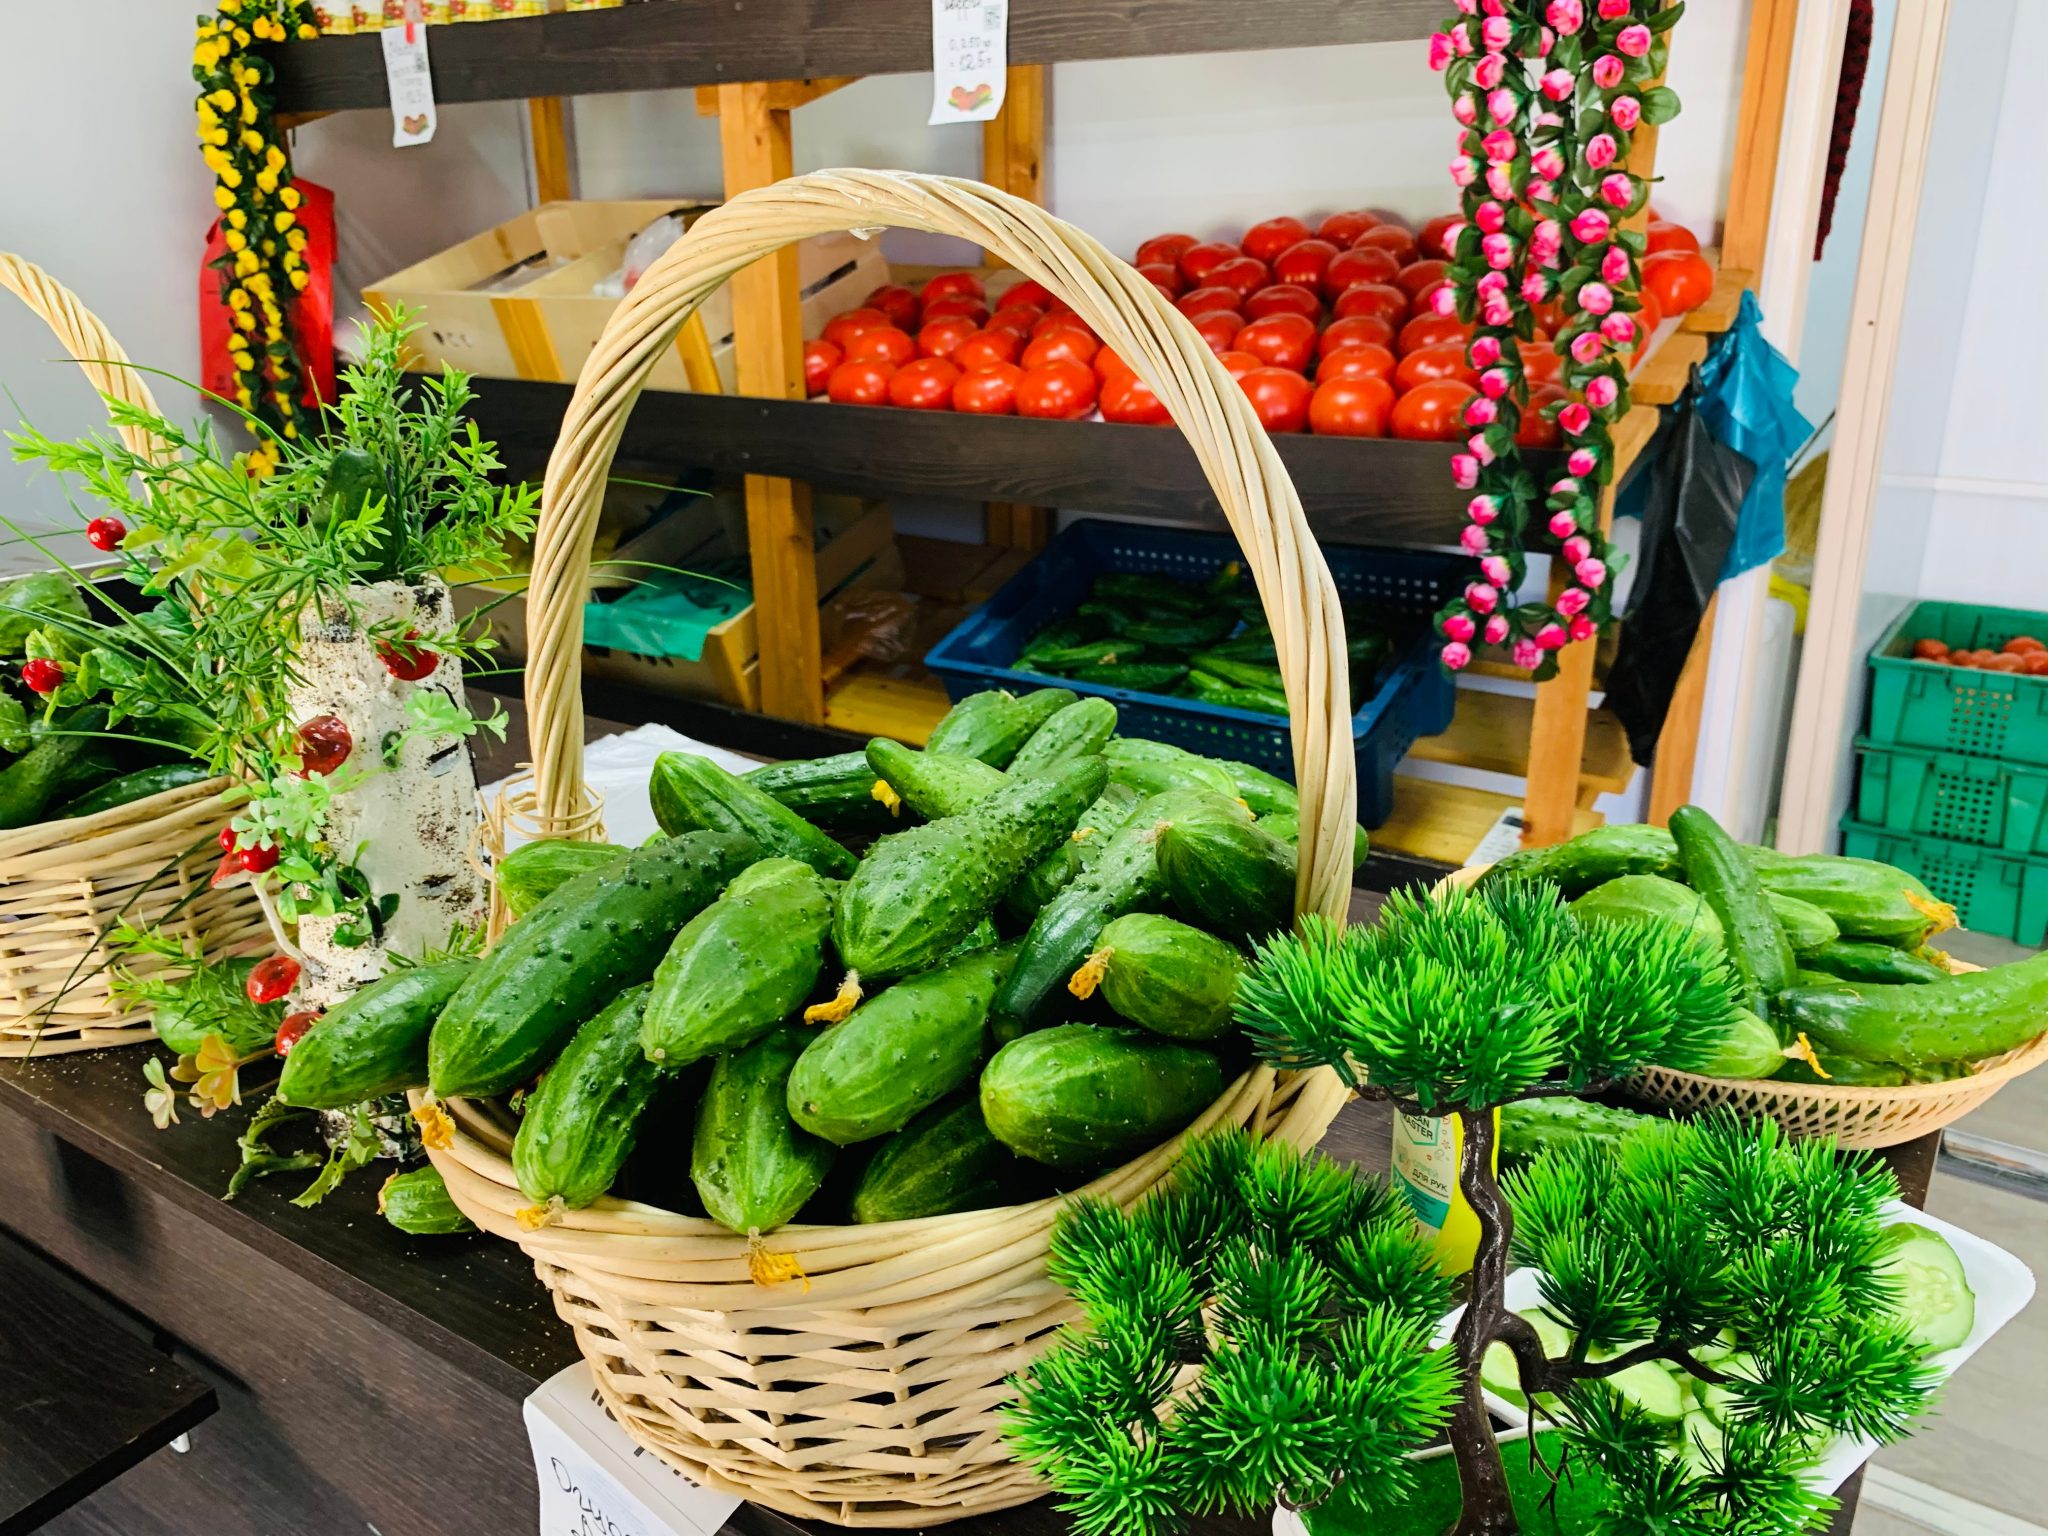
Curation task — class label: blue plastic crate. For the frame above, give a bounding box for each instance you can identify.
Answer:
[923,519,1464,828]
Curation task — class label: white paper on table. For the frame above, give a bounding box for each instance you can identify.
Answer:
[483,724,758,854]
[526,1360,741,1536]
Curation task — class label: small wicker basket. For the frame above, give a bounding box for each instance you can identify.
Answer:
[420,170,1358,1526]
[0,254,267,1055]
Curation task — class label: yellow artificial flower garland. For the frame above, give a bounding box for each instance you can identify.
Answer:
[194,0,321,474]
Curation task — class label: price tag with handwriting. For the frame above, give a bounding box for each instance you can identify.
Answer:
[381,8,437,148]
[526,1361,741,1536]
[928,0,1008,125]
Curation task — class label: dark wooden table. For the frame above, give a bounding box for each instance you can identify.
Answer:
[0,704,1928,1534]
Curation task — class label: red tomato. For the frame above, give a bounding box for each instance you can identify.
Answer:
[1323,309,1395,348]
[1137,261,1185,297]
[1354,225,1420,267]
[1178,241,1241,285]
[1394,260,1449,300]
[917,316,980,359]
[1317,343,1397,384]
[1390,379,1478,441]
[1216,349,1263,382]
[1208,256,1271,300]
[1177,285,1245,320]
[986,308,1038,339]
[1911,637,1950,661]
[954,362,1023,414]
[1095,346,1136,384]
[953,329,1021,371]
[1319,316,1397,361]
[996,278,1054,311]
[1397,313,1472,356]
[1244,284,1322,322]
[1394,342,1478,393]
[888,356,961,410]
[822,307,891,349]
[1309,375,1395,437]
[1532,297,1569,336]
[921,295,989,327]
[1022,328,1100,370]
[1032,310,1095,340]
[1646,221,1701,256]
[1330,283,1407,326]
[802,338,842,397]
[1273,239,1340,291]
[1316,210,1378,246]
[919,271,986,307]
[1643,251,1715,314]
[1516,383,1568,447]
[1239,367,1313,433]
[2023,653,2048,677]
[1190,311,1243,354]
[1234,313,1318,373]
[1418,213,1463,261]
[1101,373,1171,425]
[2006,636,2046,655]
[864,284,920,330]
[1326,246,1400,296]
[827,357,896,404]
[1410,281,1454,321]
[1015,360,1099,420]
[1244,216,1312,265]
[1517,338,1562,384]
[1135,233,1198,269]
[845,325,915,367]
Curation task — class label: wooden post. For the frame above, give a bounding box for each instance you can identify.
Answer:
[527,97,573,203]
[983,65,1051,550]
[718,81,824,723]
[1647,592,1717,823]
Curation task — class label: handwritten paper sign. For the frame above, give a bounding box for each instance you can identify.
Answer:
[928,0,1008,125]
[381,5,437,148]
[526,1361,741,1536]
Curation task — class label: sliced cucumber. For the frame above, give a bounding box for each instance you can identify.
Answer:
[1676,1410,1725,1476]
[1480,1308,1572,1410]
[1696,1352,1758,1426]
[1874,1222,1976,1356]
[1601,1355,1688,1422]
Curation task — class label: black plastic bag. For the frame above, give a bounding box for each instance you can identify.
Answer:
[1605,374,1755,764]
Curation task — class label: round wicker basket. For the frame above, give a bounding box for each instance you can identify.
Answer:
[420,170,1357,1526]
[0,253,267,1055]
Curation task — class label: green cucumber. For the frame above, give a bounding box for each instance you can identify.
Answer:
[1803,940,1953,986]
[1774,951,2048,1067]
[0,705,109,830]
[1670,806,1794,1014]
[1102,737,1238,800]
[1767,890,1839,955]
[1874,1223,1976,1356]
[1252,811,1371,873]
[1092,572,1208,612]
[1216,759,1298,819]
[786,943,1018,1144]
[640,857,833,1068]
[650,751,856,878]
[1189,652,1287,692]
[743,752,898,830]
[993,788,1250,1036]
[512,984,663,1209]
[496,839,629,919]
[151,957,282,1057]
[865,739,1006,819]
[833,756,1107,982]
[1481,824,1681,896]
[1020,640,1137,674]
[1680,1008,1785,1080]
[1088,913,1244,1041]
[926,688,1076,767]
[54,762,213,819]
[378,1165,476,1235]
[277,957,476,1109]
[691,1025,834,1234]
[943,915,1000,959]
[1008,782,1144,919]
[1185,671,1289,717]
[1157,814,1297,943]
[979,1023,1225,1169]
[1084,607,1235,649]
[1749,854,1949,947]
[1007,697,1118,777]
[1570,874,1725,948]
[851,1095,1015,1223]
[1774,1054,1967,1086]
[0,570,88,655]
[1069,663,1190,692]
[1498,1097,1656,1170]
[428,830,759,1099]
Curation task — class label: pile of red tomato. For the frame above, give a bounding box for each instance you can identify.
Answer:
[1912,634,2048,675]
[802,208,1714,440]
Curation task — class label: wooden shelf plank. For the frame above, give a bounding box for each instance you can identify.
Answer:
[1372,777,1603,867]
[1633,330,1708,406]
[822,667,954,744]
[1685,265,1756,337]
[465,378,1564,547]
[268,0,1444,114]
[1409,688,1633,797]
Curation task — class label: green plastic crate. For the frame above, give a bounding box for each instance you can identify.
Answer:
[1840,819,2048,946]
[1867,600,2048,762]
[1854,738,2048,856]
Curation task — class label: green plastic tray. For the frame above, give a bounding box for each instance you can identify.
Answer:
[1867,600,2048,763]
[1840,819,2048,947]
[1853,738,2048,856]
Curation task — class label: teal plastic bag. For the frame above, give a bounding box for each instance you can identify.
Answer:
[1695,291,1814,582]
[582,573,750,662]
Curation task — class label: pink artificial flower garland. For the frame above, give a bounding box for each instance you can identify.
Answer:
[1426,0,1683,676]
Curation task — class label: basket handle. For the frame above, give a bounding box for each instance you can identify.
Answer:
[0,253,174,466]
[530,170,1359,922]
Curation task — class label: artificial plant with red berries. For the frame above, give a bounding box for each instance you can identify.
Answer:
[1426,0,1685,679]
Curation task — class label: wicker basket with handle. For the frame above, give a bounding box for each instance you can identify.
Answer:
[0,253,268,1055]
[418,170,1357,1526]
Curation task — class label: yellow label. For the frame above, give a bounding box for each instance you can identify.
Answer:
[1390,1108,1497,1276]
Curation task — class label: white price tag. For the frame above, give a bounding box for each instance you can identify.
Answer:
[526,1362,741,1536]
[928,0,1008,125]
[381,8,437,148]
[1464,806,1528,869]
